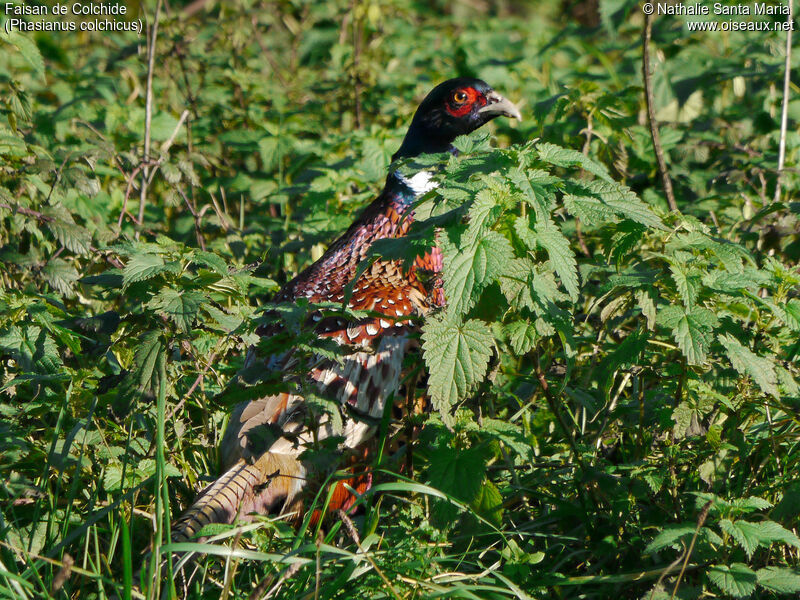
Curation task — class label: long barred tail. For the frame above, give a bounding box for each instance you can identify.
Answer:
[171,453,306,544]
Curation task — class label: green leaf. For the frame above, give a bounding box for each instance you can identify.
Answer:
[192,251,228,276]
[504,320,538,355]
[122,253,166,288]
[718,334,779,398]
[563,193,617,226]
[474,479,504,527]
[442,230,514,316]
[2,31,46,82]
[645,525,695,553]
[570,179,665,229]
[536,142,612,182]
[499,258,535,310]
[148,288,205,332]
[756,567,800,594]
[752,521,800,550]
[719,519,762,559]
[669,263,702,307]
[45,218,92,255]
[422,314,493,420]
[121,330,165,399]
[534,221,579,302]
[42,258,79,298]
[657,306,717,366]
[707,563,758,598]
[0,325,62,373]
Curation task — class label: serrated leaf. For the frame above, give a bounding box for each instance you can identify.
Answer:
[499,258,535,310]
[534,222,579,302]
[657,306,717,366]
[160,162,182,184]
[570,179,665,229]
[203,304,243,332]
[707,563,758,598]
[670,263,702,307]
[122,253,166,288]
[719,519,761,558]
[192,251,228,276]
[42,258,79,297]
[645,525,697,553]
[0,325,62,373]
[121,330,165,399]
[718,334,779,398]
[422,314,493,420]
[509,168,554,222]
[428,444,489,504]
[756,567,800,593]
[45,219,92,255]
[442,230,514,316]
[536,142,612,182]
[148,288,205,332]
[563,193,617,225]
[753,521,800,549]
[474,479,503,527]
[505,320,538,355]
[480,418,533,458]
[3,31,46,82]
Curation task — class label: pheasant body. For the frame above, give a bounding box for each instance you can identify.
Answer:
[170,78,520,546]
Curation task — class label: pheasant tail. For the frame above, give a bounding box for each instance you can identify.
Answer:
[171,452,305,543]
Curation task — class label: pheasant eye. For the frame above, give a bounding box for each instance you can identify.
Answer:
[452,91,468,104]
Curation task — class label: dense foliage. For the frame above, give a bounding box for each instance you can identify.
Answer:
[1,0,799,598]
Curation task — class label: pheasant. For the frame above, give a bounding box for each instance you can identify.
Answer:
[170,78,521,546]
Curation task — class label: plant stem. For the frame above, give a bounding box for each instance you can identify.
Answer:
[138,0,163,239]
[773,0,794,203]
[642,12,677,212]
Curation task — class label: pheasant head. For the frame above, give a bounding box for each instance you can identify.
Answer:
[392,77,521,160]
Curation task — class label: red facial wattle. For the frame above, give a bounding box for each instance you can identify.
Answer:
[444,86,488,117]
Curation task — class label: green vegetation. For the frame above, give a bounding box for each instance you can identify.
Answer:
[1,1,799,598]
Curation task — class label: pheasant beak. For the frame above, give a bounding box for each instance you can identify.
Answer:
[479,91,522,120]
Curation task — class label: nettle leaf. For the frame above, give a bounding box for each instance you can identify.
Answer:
[514,217,578,302]
[480,418,534,459]
[718,334,779,399]
[474,479,504,527]
[499,258,535,310]
[0,325,62,373]
[570,179,664,229]
[535,222,579,302]
[754,521,800,550]
[122,253,179,288]
[509,168,555,222]
[669,262,702,307]
[45,216,92,255]
[719,519,762,558]
[756,567,800,594]
[441,230,513,316]
[657,305,718,366]
[192,251,228,276]
[148,288,205,332]
[428,444,489,505]
[707,563,758,598]
[465,185,511,241]
[505,320,538,355]
[422,314,493,420]
[3,31,46,82]
[121,330,165,399]
[536,142,612,182]
[645,524,722,554]
[563,193,617,226]
[42,258,79,298]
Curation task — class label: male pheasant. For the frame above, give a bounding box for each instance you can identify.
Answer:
[170,78,520,544]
